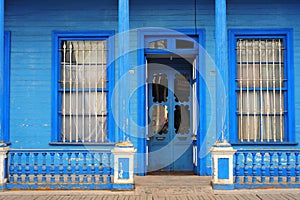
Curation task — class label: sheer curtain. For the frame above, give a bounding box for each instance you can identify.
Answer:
[60,40,107,142]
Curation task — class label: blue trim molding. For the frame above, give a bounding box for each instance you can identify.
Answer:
[0,31,10,145]
[228,28,295,144]
[0,0,4,144]
[3,31,10,144]
[51,30,115,144]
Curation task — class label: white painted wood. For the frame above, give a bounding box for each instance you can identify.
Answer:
[112,145,136,184]
[210,142,236,185]
[0,147,8,184]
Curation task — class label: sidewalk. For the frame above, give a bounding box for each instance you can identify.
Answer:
[0,176,299,199]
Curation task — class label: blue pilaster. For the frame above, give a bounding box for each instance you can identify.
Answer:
[118,0,130,142]
[215,0,228,141]
[0,0,4,145]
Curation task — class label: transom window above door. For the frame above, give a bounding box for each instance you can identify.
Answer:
[229,29,295,144]
[145,35,198,54]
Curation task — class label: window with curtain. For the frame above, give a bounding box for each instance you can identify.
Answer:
[236,38,285,142]
[229,29,294,144]
[52,31,114,144]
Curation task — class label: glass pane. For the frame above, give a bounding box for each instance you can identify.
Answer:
[174,105,190,134]
[238,91,284,115]
[61,40,107,65]
[61,65,106,88]
[152,73,168,103]
[149,105,168,136]
[237,90,285,142]
[149,40,167,49]
[63,116,107,142]
[60,40,107,88]
[238,115,260,141]
[174,73,190,102]
[62,92,107,115]
[176,39,194,49]
[236,39,284,88]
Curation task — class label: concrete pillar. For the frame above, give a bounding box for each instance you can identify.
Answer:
[215,0,228,141]
[210,141,236,190]
[118,0,130,142]
[112,141,136,189]
[0,147,8,190]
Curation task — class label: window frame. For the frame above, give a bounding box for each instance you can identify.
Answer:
[144,35,199,55]
[51,31,115,145]
[228,29,295,145]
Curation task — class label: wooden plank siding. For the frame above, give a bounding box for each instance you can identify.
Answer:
[3,0,300,175]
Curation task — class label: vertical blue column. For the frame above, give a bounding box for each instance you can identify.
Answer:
[0,0,4,144]
[118,0,130,142]
[215,0,228,141]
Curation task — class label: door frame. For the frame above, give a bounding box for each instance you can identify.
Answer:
[137,28,206,175]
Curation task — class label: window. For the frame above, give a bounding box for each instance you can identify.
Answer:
[145,36,198,53]
[229,29,294,143]
[52,31,114,144]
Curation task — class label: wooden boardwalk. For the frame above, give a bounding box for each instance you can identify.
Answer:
[0,176,300,199]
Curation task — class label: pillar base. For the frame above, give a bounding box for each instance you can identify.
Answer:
[210,140,236,189]
[112,142,136,184]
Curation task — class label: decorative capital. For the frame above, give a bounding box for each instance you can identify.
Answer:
[213,139,231,147]
[116,139,134,147]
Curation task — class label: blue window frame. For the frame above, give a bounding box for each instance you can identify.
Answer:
[51,31,115,144]
[229,29,295,144]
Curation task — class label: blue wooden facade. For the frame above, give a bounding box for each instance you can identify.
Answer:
[0,0,300,190]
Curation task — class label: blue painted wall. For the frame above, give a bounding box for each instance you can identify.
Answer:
[5,0,117,149]
[3,0,300,175]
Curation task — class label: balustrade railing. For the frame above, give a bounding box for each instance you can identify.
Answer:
[7,149,113,189]
[234,149,300,188]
